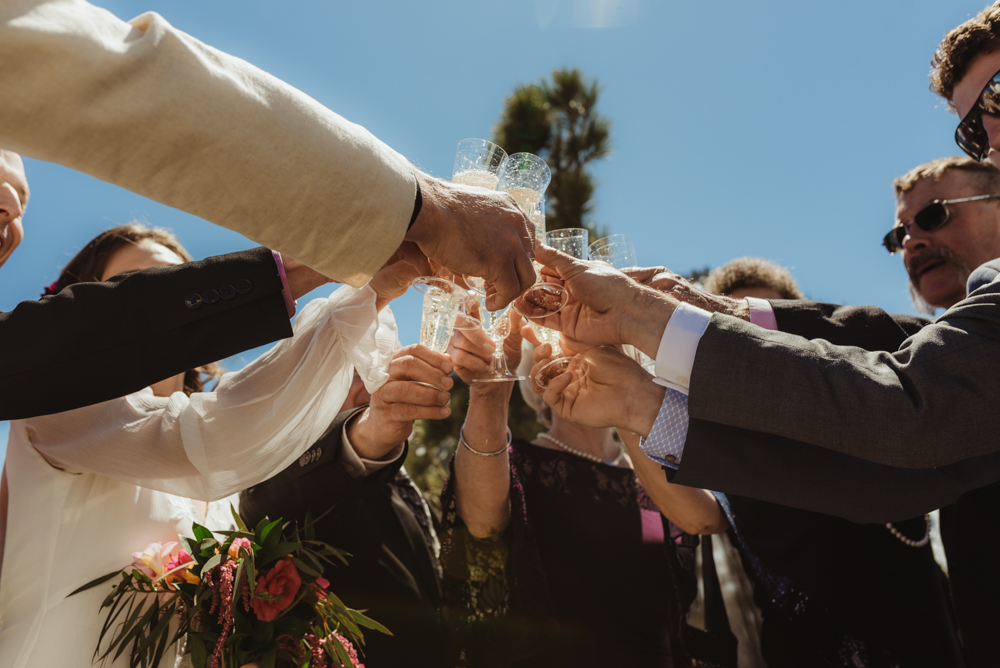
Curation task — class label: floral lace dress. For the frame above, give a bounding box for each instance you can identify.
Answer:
[440,439,698,668]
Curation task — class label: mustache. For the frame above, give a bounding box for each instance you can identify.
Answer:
[907,247,968,285]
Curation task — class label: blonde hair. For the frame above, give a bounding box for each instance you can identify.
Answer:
[703,257,804,300]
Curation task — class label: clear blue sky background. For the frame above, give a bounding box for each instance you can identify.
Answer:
[0,0,990,459]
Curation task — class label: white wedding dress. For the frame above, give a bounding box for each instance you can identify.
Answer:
[0,285,396,668]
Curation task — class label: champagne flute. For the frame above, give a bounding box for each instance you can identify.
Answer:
[588,235,655,373]
[501,154,569,318]
[532,228,591,388]
[417,283,481,390]
[452,139,508,293]
[471,302,525,383]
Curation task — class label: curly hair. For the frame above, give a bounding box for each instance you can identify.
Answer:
[893,155,1000,195]
[930,3,1000,107]
[53,222,222,395]
[703,257,804,300]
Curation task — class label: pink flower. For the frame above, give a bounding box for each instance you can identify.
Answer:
[165,549,199,586]
[315,576,329,589]
[228,537,252,560]
[312,575,330,600]
[132,542,179,581]
[251,559,301,622]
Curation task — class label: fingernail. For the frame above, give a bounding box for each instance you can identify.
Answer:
[440,406,451,417]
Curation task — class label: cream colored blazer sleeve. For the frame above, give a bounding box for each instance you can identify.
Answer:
[0,0,416,287]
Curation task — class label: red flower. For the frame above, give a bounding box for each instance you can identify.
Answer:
[251,559,302,622]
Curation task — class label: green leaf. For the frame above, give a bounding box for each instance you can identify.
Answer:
[230,502,249,532]
[349,609,393,636]
[67,569,121,598]
[258,648,277,668]
[188,633,208,668]
[199,553,223,577]
[191,523,213,543]
[289,556,320,578]
[260,542,299,566]
[231,558,246,612]
[259,518,283,550]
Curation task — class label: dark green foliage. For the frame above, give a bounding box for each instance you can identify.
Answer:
[493,68,612,239]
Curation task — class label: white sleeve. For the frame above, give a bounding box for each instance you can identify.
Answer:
[26,284,397,501]
[651,302,712,395]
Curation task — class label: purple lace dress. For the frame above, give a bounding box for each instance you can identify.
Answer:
[440,439,695,667]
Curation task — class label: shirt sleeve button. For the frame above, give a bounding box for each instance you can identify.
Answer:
[219,284,236,300]
[235,279,253,294]
[202,289,220,304]
[184,293,203,309]
[665,454,677,463]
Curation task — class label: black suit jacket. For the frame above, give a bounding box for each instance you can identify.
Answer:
[675,300,1000,666]
[239,409,446,668]
[0,246,292,420]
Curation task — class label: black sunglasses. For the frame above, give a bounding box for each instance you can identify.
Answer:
[882,194,1000,254]
[956,68,1000,161]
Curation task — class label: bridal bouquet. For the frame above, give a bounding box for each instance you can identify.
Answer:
[72,507,388,668]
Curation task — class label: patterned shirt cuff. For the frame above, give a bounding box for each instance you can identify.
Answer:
[652,302,711,394]
[746,297,778,330]
[272,250,297,318]
[639,387,690,469]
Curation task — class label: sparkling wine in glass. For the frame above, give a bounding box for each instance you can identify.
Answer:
[453,139,508,293]
[532,228,591,387]
[501,154,569,319]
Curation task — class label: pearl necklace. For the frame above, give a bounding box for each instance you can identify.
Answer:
[538,433,625,466]
[885,514,931,548]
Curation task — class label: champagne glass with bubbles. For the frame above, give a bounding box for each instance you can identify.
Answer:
[588,234,656,374]
[472,301,524,383]
[417,282,481,389]
[532,228,591,388]
[452,139,508,293]
[501,154,569,318]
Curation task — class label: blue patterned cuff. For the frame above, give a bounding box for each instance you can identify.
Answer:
[639,387,690,469]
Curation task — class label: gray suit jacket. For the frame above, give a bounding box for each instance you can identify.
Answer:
[688,259,1000,469]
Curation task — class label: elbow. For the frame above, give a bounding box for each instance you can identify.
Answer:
[674,515,729,536]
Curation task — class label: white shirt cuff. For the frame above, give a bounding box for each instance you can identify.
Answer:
[652,302,712,395]
[340,413,405,479]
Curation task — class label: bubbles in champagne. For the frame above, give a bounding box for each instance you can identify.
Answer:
[530,321,562,355]
[453,169,500,190]
[505,187,542,216]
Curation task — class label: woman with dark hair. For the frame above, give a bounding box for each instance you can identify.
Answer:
[0,223,414,668]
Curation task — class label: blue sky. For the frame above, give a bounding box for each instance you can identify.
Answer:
[0,0,991,460]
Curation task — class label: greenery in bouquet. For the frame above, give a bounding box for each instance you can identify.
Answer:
[71,506,389,668]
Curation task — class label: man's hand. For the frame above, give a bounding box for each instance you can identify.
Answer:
[530,343,666,437]
[347,345,454,460]
[448,304,523,391]
[624,266,750,321]
[281,255,333,300]
[517,245,677,358]
[406,173,536,312]
[370,242,428,310]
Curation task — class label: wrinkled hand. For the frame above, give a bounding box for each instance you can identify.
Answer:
[370,242,428,310]
[0,181,24,270]
[406,173,536,311]
[348,345,454,459]
[624,266,749,320]
[516,245,675,355]
[281,255,334,301]
[530,342,665,437]
[449,304,523,389]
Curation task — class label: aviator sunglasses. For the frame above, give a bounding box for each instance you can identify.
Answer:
[882,194,1000,254]
[956,68,1000,161]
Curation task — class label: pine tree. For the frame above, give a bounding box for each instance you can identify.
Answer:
[493,68,612,237]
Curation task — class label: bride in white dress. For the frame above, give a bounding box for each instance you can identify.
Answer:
[0,224,416,668]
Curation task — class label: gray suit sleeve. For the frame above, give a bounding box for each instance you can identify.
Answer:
[688,277,1000,469]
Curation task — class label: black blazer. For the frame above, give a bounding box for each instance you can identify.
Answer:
[673,300,1000,666]
[239,409,446,668]
[0,246,292,420]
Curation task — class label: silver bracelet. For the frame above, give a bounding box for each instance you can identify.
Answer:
[460,426,512,457]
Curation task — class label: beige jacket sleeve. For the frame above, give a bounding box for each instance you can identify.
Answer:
[0,0,415,286]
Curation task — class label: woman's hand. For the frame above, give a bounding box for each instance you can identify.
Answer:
[448,303,523,391]
[530,342,665,437]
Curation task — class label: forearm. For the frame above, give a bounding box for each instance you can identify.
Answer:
[620,430,727,534]
[0,0,414,285]
[453,388,512,538]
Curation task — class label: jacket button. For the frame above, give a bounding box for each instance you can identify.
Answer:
[202,289,220,304]
[219,284,236,300]
[235,279,253,294]
[185,293,203,309]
